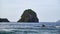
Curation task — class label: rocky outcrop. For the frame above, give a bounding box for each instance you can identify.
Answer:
[17,9,39,22]
[0,18,9,22]
[42,24,46,27]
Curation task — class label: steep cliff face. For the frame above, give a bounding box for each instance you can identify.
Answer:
[17,9,39,22]
[0,18,9,22]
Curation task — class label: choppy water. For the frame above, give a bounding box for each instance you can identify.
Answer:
[0,28,60,34]
[0,22,60,34]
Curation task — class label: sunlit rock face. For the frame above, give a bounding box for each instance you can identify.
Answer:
[18,9,39,22]
[0,18,9,22]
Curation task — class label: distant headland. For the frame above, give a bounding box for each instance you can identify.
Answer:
[56,20,60,23]
[0,18,9,22]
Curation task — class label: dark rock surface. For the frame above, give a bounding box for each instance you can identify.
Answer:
[18,9,39,22]
[42,24,46,27]
[0,18,9,22]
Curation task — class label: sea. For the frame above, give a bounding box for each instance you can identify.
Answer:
[0,22,60,34]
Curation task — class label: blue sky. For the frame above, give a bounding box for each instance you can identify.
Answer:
[0,0,60,22]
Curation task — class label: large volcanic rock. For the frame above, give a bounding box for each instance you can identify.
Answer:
[18,9,39,22]
[0,18,9,22]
